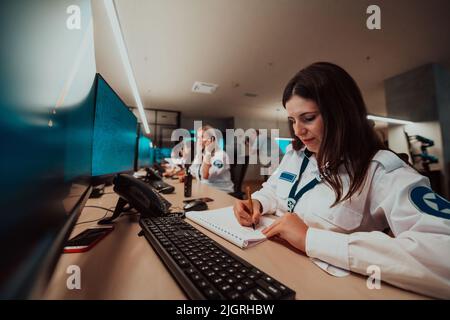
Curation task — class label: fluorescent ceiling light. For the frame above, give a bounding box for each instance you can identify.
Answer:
[103,0,150,134]
[367,115,414,125]
[274,137,294,141]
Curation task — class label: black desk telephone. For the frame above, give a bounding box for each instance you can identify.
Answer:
[142,167,175,194]
[98,174,179,225]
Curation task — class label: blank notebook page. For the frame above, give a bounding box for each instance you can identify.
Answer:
[185,206,274,249]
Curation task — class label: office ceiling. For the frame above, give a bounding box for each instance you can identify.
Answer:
[92,0,450,122]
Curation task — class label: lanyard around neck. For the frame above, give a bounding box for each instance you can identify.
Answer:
[287,149,322,212]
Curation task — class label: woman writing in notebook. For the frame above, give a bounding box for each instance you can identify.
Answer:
[233,62,450,299]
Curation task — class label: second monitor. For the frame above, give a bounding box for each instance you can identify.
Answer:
[91,74,137,183]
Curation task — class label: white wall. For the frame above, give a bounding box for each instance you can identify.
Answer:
[179,116,233,133]
[233,117,290,137]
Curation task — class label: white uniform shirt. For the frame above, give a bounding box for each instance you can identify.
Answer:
[252,146,450,299]
[190,149,234,193]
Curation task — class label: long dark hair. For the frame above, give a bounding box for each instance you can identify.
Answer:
[282,62,385,206]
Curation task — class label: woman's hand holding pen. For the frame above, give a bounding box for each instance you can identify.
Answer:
[233,199,262,228]
[262,213,309,253]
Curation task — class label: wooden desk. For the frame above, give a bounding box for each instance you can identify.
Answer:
[44,179,428,300]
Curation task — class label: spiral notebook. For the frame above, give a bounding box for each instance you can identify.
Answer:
[185,206,273,249]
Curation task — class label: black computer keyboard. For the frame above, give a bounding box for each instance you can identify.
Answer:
[139,215,296,300]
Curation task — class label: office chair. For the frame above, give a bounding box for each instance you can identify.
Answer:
[229,155,249,199]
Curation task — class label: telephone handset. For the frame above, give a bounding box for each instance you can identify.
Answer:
[145,167,163,181]
[98,174,175,225]
[142,167,175,194]
[152,163,166,175]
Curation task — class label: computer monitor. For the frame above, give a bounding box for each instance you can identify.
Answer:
[155,147,173,164]
[275,138,293,155]
[91,74,138,183]
[0,0,96,299]
[136,124,154,169]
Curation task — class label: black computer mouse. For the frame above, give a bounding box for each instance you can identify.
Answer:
[183,200,208,211]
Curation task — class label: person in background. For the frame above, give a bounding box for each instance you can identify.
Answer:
[189,125,234,193]
[248,129,283,181]
[165,137,191,178]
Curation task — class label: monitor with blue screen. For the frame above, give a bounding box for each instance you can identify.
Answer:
[91,74,137,179]
[0,0,96,299]
[137,124,154,169]
[275,138,293,154]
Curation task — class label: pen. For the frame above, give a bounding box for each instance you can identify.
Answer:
[246,186,255,230]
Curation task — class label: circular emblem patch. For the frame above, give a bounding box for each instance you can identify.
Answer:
[410,186,450,220]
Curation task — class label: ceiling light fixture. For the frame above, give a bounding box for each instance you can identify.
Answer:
[103,0,150,134]
[274,137,294,141]
[367,115,414,125]
[191,81,219,94]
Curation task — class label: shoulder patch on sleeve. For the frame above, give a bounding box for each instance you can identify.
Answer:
[213,159,224,168]
[372,150,405,173]
[409,186,450,220]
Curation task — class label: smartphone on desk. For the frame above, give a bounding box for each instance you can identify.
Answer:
[64,226,114,253]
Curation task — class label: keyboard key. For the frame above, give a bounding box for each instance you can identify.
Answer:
[197,280,209,288]
[219,284,232,292]
[243,290,261,300]
[178,260,189,268]
[252,268,263,275]
[205,271,216,277]
[185,267,196,275]
[254,287,270,300]
[211,276,224,285]
[242,279,255,287]
[225,277,237,285]
[240,267,250,274]
[235,284,247,292]
[247,272,260,280]
[227,291,241,300]
[203,287,221,299]
[256,279,281,298]
[275,283,289,293]
[190,273,202,281]
[193,260,204,266]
